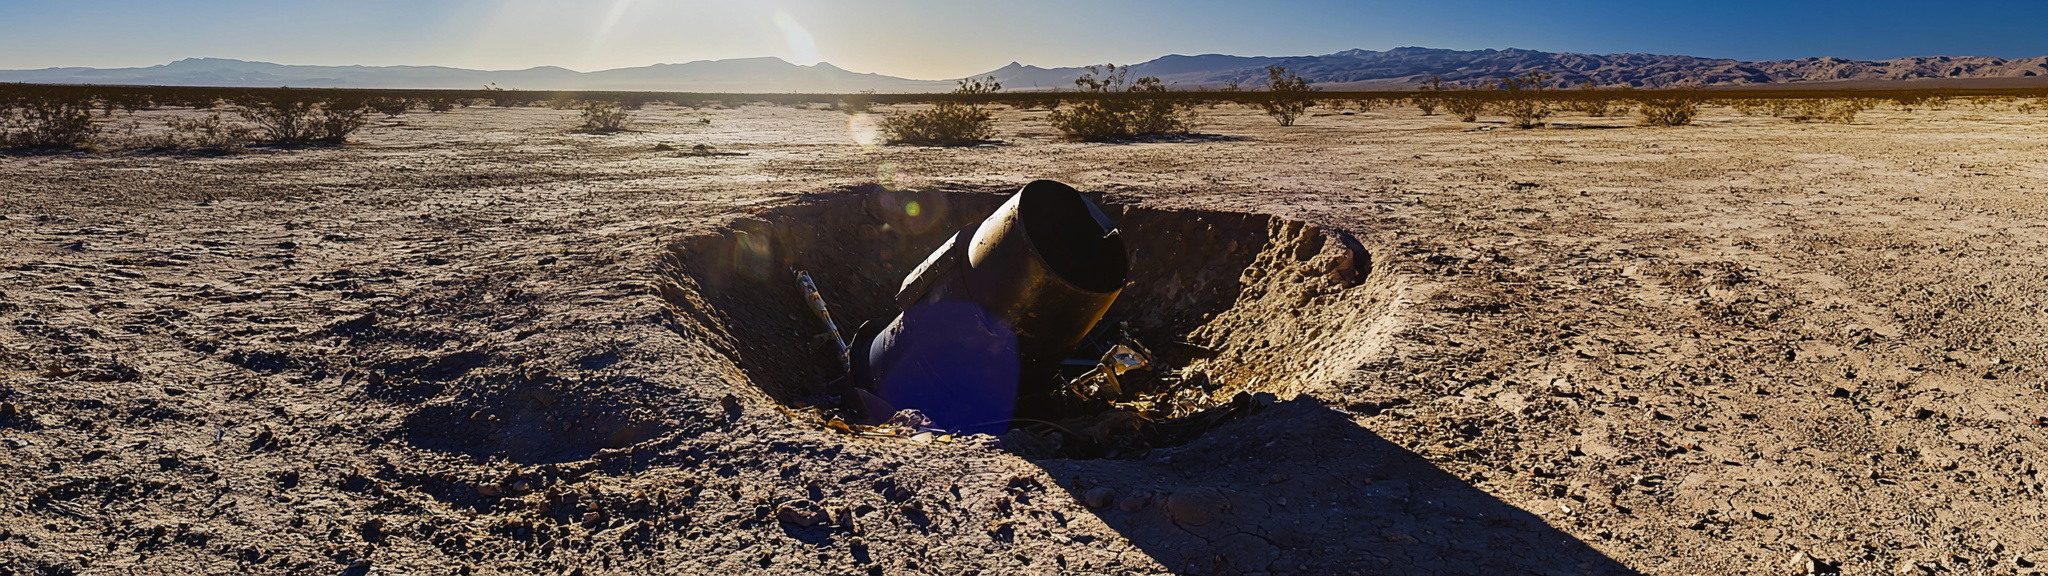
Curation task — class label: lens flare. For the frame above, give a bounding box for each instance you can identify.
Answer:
[848,112,882,150]
[733,231,773,282]
[871,189,947,236]
[877,162,899,191]
[772,11,818,66]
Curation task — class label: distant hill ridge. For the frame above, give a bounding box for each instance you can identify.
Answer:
[4,47,2045,92]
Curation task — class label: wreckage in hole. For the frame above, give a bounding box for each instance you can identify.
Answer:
[813,179,1128,434]
[788,179,1279,453]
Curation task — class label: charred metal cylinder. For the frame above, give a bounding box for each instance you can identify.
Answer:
[845,180,1126,433]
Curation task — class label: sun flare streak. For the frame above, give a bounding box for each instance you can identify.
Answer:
[595,0,635,40]
[582,0,639,67]
[772,10,818,66]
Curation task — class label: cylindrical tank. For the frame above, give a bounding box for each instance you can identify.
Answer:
[845,180,1126,432]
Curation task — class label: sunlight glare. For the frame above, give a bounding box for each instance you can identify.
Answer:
[848,112,882,150]
[772,10,818,66]
[595,0,635,40]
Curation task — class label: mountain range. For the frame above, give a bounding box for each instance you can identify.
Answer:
[5,47,2046,93]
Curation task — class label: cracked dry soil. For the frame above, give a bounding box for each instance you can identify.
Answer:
[4,103,2048,575]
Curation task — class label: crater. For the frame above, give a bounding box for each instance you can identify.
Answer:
[656,187,1400,455]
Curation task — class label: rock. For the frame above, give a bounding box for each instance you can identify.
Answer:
[1789,551,1815,575]
[885,409,933,429]
[1117,491,1151,513]
[360,518,386,542]
[1164,489,1230,526]
[1083,487,1116,509]
[776,500,829,527]
[999,428,1062,459]
[825,505,855,529]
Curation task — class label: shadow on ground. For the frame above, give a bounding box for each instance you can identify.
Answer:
[1030,399,1642,576]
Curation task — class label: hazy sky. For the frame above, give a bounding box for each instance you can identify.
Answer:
[4,0,2046,78]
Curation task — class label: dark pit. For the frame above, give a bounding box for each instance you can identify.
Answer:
[657,188,1400,457]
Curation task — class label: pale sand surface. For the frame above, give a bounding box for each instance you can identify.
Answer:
[3,101,2047,575]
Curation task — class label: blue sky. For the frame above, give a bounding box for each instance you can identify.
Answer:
[2,0,2044,79]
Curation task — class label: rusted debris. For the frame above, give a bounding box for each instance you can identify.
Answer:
[794,269,850,374]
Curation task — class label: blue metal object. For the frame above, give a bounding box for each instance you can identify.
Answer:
[844,180,1127,432]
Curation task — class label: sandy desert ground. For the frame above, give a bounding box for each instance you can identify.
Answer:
[4,100,2048,576]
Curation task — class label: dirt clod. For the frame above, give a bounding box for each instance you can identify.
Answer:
[775,500,829,527]
[1164,488,1229,526]
[1083,486,1116,508]
[1116,491,1152,513]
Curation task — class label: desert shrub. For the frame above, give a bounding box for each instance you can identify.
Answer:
[840,89,875,113]
[1563,82,1618,116]
[1440,88,1488,122]
[549,95,581,110]
[1790,98,1873,124]
[165,112,257,151]
[1003,96,1058,111]
[577,102,633,132]
[1257,65,1315,126]
[230,92,370,144]
[1967,96,2014,111]
[425,97,456,113]
[368,97,412,116]
[1635,92,1701,126]
[1918,89,1958,111]
[1492,71,1553,128]
[618,95,649,111]
[1204,78,1247,109]
[100,119,177,150]
[318,96,371,140]
[232,93,320,143]
[1,96,100,148]
[490,92,533,108]
[1889,94,1938,111]
[102,93,157,115]
[1047,64,1197,141]
[1727,99,1769,116]
[882,77,1000,145]
[1413,76,1444,115]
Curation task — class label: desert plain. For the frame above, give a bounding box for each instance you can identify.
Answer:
[3,100,2048,576]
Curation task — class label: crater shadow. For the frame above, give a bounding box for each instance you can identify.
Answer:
[1032,399,1643,576]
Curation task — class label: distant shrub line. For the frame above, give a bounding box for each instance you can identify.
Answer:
[3,80,2041,151]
